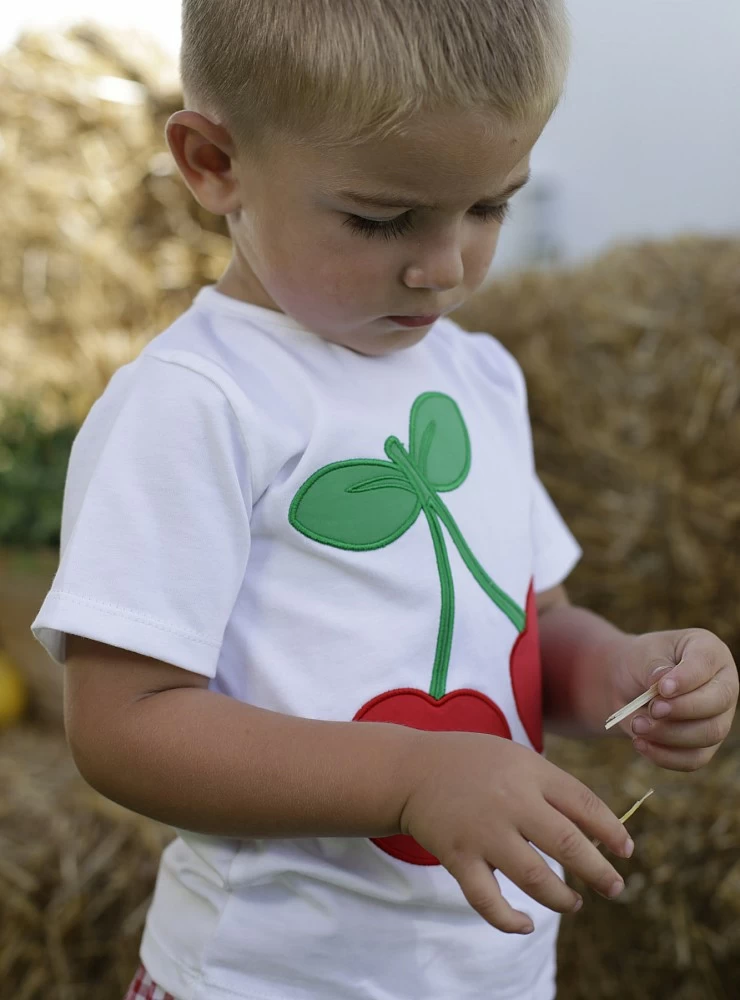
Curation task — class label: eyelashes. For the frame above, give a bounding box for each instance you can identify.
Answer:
[344,203,511,241]
[346,213,416,241]
[469,203,511,226]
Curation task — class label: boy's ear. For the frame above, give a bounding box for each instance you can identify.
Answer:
[166,111,241,215]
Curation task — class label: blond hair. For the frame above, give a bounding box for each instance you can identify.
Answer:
[181,0,570,150]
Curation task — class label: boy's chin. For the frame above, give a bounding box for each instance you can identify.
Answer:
[340,326,430,356]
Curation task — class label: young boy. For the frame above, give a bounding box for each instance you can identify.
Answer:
[31,2,738,999]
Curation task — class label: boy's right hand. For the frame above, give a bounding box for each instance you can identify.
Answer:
[399,731,633,935]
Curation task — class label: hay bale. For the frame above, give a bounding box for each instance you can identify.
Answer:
[547,731,740,999]
[0,724,173,999]
[456,237,740,656]
[0,23,230,431]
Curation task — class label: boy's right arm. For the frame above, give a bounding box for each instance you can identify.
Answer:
[65,635,633,935]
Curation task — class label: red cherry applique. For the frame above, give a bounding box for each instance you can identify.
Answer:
[354,688,511,865]
[288,391,539,865]
[509,580,543,753]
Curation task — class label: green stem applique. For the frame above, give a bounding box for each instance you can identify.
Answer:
[385,436,455,698]
[289,392,525,699]
[424,506,455,700]
[431,495,526,633]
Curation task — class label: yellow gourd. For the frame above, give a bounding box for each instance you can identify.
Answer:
[0,651,28,726]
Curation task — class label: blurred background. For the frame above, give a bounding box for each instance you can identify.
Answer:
[0,3,739,999]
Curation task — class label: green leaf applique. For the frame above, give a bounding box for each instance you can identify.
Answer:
[289,460,420,550]
[410,392,470,492]
[289,392,525,698]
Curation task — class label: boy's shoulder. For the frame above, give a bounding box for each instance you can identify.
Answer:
[130,289,287,405]
[433,316,527,407]
[139,286,329,386]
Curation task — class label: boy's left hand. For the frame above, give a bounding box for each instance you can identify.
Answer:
[612,628,738,771]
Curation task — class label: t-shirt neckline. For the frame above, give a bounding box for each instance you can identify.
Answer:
[194,285,318,337]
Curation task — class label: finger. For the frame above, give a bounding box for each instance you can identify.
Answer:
[521,810,626,902]
[648,667,739,721]
[495,837,585,914]
[632,738,720,772]
[545,772,634,860]
[655,631,733,699]
[450,856,536,934]
[631,710,734,749]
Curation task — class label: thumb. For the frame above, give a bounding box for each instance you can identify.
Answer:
[647,660,675,686]
[640,632,684,687]
[641,651,683,701]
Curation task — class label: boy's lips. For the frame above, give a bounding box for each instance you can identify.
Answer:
[386,314,441,328]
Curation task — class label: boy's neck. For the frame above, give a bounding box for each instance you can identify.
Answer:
[215,257,284,315]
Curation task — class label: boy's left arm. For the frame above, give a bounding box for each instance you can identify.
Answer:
[537,586,739,771]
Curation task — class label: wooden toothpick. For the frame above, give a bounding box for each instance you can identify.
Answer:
[604,681,661,731]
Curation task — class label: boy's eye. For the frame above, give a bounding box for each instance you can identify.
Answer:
[344,213,415,241]
[469,203,511,224]
[344,202,510,241]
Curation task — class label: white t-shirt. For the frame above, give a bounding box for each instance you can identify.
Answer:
[32,286,581,1000]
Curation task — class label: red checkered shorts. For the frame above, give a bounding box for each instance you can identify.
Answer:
[124,964,177,1000]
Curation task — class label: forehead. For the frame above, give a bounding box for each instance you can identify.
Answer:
[295,109,544,204]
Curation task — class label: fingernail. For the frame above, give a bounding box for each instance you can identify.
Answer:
[572,897,583,912]
[660,678,677,696]
[632,716,651,734]
[608,879,625,899]
[633,738,648,754]
[521,922,535,935]
[623,838,635,859]
[651,700,671,719]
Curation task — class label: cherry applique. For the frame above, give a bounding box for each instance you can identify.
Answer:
[509,581,543,753]
[354,577,542,867]
[289,392,543,866]
[354,688,512,865]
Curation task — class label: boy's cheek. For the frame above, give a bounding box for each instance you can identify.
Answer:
[265,225,405,321]
[463,229,502,292]
[315,253,394,308]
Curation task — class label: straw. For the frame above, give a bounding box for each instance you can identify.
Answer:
[592,788,655,848]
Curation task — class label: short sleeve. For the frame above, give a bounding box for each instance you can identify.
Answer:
[462,326,582,593]
[31,352,252,677]
[531,475,582,593]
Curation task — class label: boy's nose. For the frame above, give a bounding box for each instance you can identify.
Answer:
[402,242,464,292]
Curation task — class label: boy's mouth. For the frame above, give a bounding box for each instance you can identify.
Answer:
[385,314,441,328]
